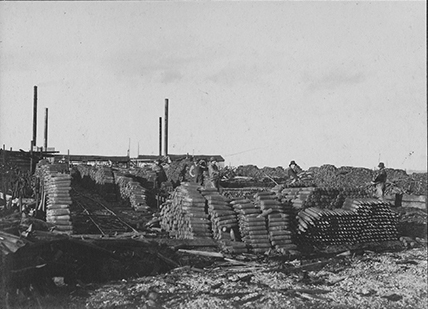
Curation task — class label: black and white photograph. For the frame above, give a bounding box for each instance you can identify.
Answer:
[0,1,426,308]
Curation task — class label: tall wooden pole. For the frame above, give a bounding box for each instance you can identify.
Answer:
[44,108,48,152]
[164,99,169,157]
[159,117,162,156]
[2,145,6,204]
[32,86,38,149]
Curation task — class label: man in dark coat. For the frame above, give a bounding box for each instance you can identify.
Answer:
[153,159,167,190]
[372,162,387,199]
[288,160,303,183]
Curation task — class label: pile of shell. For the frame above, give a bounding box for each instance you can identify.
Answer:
[75,165,116,201]
[36,163,73,234]
[201,189,245,254]
[297,198,398,246]
[221,188,269,200]
[277,187,316,209]
[254,192,297,251]
[303,188,368,209]
[343,198,399,243]
[45,173,73,234]
[114,173,151,212]
[230,197,269,253]
[201,188,238,241]
[160,183,211,239]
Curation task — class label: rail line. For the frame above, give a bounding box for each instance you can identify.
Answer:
[71,188,138,235]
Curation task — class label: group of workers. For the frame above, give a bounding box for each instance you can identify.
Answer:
[187,157,220,188]
[153,157,388,199]
[153,156,220,190]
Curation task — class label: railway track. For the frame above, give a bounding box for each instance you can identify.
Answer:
[70,188,137,235]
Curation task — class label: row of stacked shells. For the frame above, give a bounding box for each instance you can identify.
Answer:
[160,185,297,253]
[296,198,398,246]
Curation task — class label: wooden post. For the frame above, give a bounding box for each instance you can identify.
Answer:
[1,145,6,204]
[159,117,162,156]
[164,99,168,157]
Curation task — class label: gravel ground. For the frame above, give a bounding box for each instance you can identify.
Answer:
[81,247,427,309]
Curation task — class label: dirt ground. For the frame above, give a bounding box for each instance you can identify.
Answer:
[9,246,423,309]
[82,248,427,309]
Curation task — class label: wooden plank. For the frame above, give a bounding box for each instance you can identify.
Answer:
[401,194,426,203]
[401,201,427,210]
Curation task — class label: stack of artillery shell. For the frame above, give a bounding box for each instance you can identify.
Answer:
[201,189,246,253]
[231,198,270,253]
[76,165,116,201]
[297,198,398,246]
[254,192,297,251]
[160,183,211,239]
[300,187,369,209]
[279,187,316,209]
[201,189,238,241]
[45,173,73,234]
[342,198,398,243]
[115,174,150,212]
[97,167,116,201]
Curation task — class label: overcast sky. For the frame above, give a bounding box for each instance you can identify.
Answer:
[0,1,426,171]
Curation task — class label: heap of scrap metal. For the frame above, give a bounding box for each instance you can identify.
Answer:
[297,198,398,246]
[160,183,211,239]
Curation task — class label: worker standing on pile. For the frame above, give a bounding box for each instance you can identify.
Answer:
[189,159,205,185]
[178,164,189,183]
[153,159,167,190]
[372,162,387,199]
[288,160,303,184]
[208,157,220,189]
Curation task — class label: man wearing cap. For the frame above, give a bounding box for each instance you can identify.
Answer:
[288,161,303,184]
[372,162,387,199]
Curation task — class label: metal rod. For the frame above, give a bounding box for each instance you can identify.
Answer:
[44,108,48,151]
[159,116,162,156]
[164,98,168,157]
[33,86,37,148]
